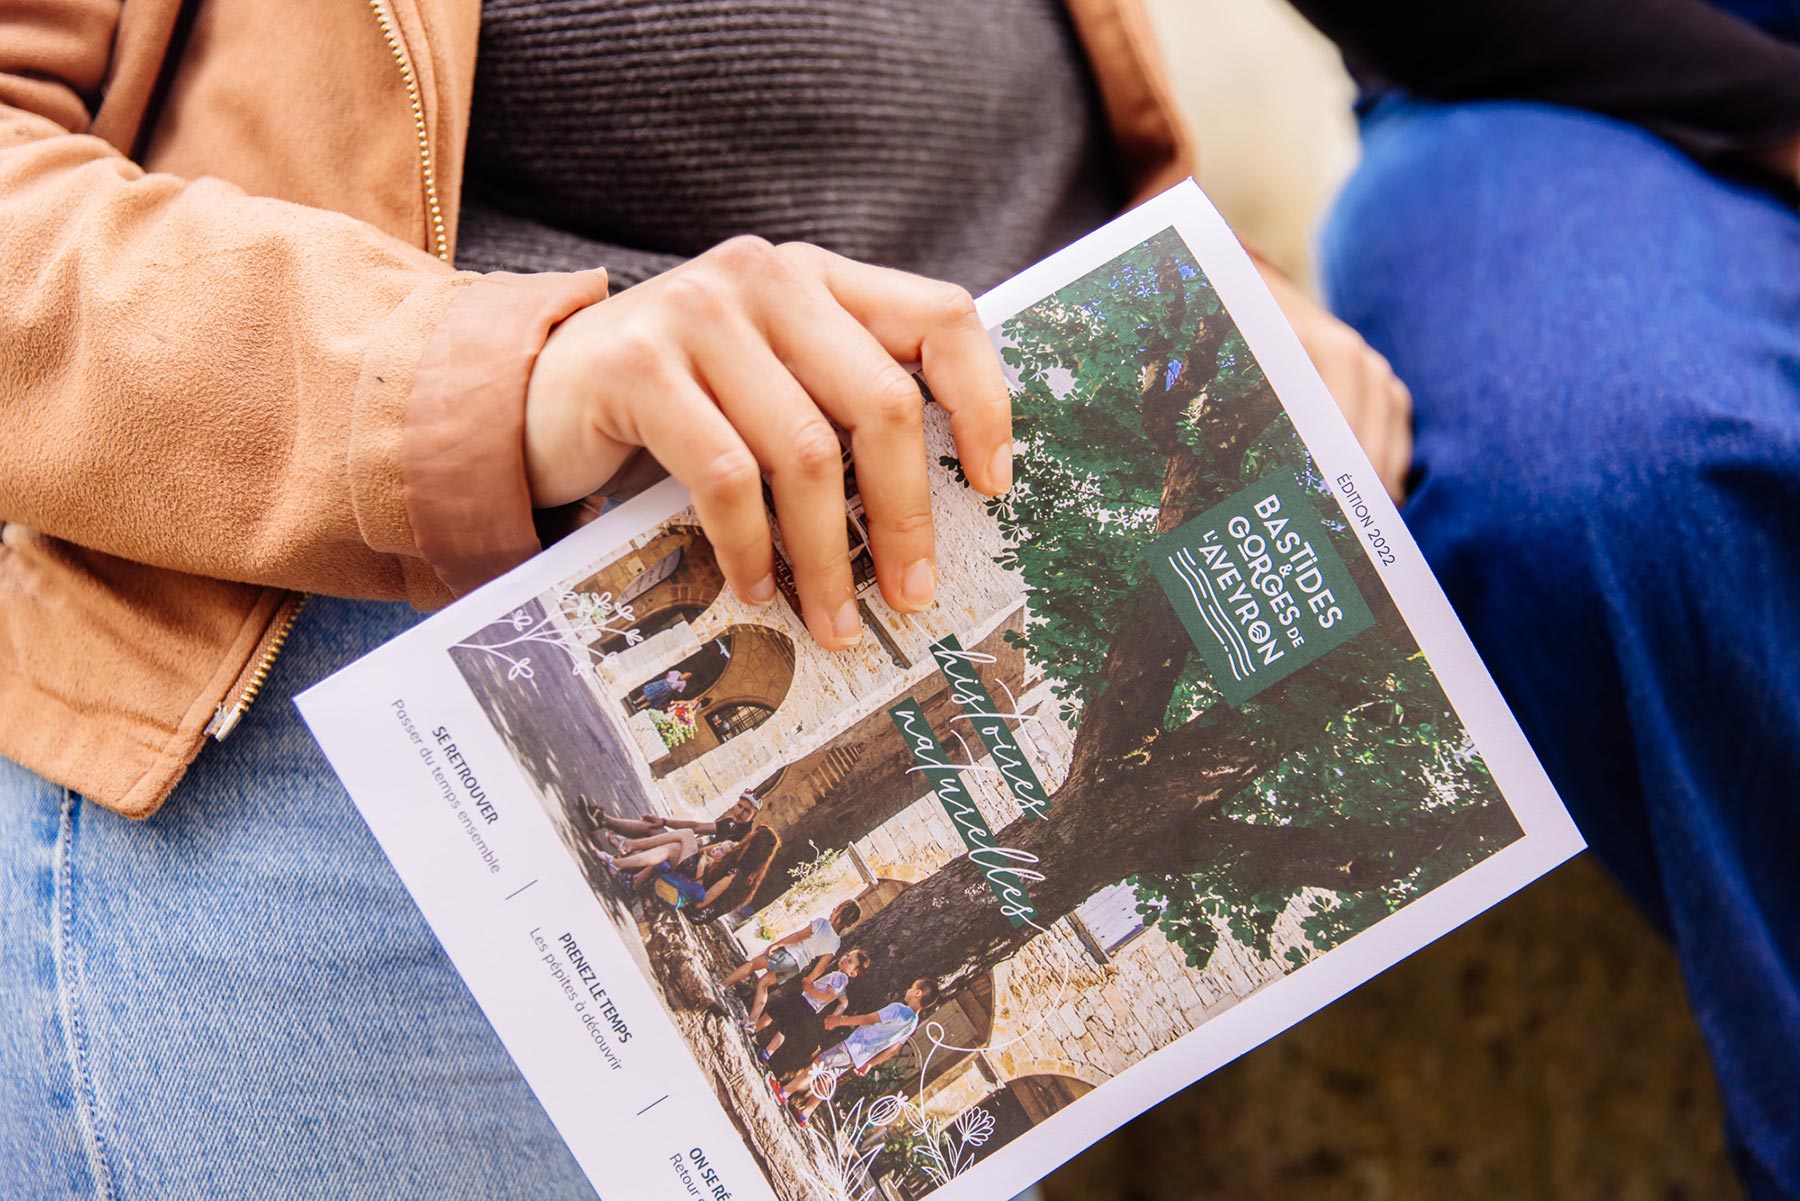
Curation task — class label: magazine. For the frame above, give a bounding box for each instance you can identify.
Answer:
[298,180,1583,1201]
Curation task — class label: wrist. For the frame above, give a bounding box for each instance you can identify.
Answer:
[523,302,635,507]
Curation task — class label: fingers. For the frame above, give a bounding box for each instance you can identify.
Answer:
[1350,346,1411,502]
[1311,332,1413,504]
[1376,360,1414,502]
[1314,343,1378,455]
[721,246,940,615]
[815,364,939,618]
[1254,256,1414,502]
[542,238,1016,652]
[691,310,865,649]
[777,243,1014,498]
[624,368,778,610]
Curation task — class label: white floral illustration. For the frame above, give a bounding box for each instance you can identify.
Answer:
[452,588,641,681]
[951,1106,995,1147]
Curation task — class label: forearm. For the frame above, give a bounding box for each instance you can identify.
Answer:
[0,109,608,602]
[1292,0,1800,163]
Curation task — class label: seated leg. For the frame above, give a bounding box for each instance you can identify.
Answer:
[1322,98,1800,1196]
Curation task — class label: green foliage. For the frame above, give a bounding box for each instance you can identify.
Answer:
[1134,636,1504,971]
[826,1052,910,1114]
[994,228,1220,716]
[996,228,1518,976]
[780,844,850,919]
[1294,889,1393,964]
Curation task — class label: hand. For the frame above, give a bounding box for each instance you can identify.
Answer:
[822,1015,844,1030]
[641,814,666,828]
[524,238,1014,650]
[1253,255,1413,501]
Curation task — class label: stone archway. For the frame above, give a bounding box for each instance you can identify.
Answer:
[598,603,705,659]
[988,1051,1108,1094]
[639,624,798,777]
[1002,1072,1094,1123]
[920,970,996,1088]
[574,524,724,647]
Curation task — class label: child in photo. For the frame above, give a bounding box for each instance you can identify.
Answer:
[780,978,941,1126]
[720,900,862,1027]
[755,948,870,1074]
[633,668,693,711]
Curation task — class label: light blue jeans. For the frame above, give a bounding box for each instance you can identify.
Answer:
[0,597,597,1199]
[1,597,1048,1198]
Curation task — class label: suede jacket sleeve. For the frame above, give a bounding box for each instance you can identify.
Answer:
[0,1,608,609]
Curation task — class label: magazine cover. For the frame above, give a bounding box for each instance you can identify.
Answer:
[298,181,1583,1201]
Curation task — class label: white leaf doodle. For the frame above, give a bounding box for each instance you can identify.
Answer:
[452,588,641,682]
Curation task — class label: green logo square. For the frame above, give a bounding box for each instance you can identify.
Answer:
[1145,472,1375,707]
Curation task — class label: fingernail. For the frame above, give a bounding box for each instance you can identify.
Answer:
[741,574,776,605]
[902,559,936,610]
[832,597,862,645]
[988,443,1014,493]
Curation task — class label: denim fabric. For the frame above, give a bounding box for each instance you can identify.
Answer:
[1321,98,1800,1199]
[0,597,597,1200]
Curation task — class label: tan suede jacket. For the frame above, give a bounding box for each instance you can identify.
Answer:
[0,0,1194,818]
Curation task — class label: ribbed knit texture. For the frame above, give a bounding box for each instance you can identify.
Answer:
[456,0,1118,293]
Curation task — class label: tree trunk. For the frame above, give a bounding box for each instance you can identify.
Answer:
[752,621,1029,908]
[842,744,1520,1007]
[838,299,1451,1007]
[841,709,1274,1006]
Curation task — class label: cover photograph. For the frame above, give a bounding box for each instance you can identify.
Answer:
[298,181,1583,1201]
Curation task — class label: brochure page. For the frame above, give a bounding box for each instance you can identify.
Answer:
[298,180,1584,1201]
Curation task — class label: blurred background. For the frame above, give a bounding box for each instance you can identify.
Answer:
[1027,3,1745,1198]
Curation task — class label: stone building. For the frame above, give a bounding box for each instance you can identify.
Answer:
[543,419,1020,828]
[532,413,1329,1186]
[738,673,1328,1193]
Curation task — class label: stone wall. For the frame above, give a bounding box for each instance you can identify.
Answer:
[554,415,1023,822]
[742,670,1331,1117]
[536,413,1337,1138]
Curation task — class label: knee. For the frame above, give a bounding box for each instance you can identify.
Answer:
[1405,379,1748,623]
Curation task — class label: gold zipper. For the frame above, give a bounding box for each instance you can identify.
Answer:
[207,592,309,739]
[369,0,450,263]
[210,2,449,742]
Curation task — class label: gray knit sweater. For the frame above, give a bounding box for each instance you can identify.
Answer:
[455,0,1117,293]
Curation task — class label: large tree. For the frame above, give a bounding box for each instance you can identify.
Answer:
[750,620,1027,909]
[841,230,1519,1006]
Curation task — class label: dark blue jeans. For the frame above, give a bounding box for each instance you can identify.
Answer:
[1322,98,1800,1197]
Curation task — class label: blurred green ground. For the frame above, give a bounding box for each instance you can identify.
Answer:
[1041,856,1739,1201]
